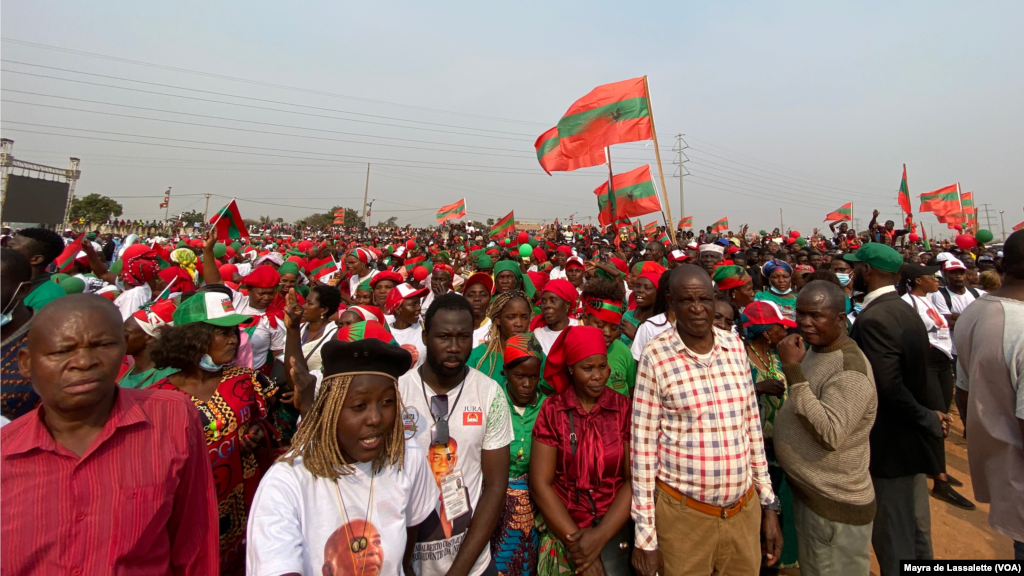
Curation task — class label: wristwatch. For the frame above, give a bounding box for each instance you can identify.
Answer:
[761,498,782,513]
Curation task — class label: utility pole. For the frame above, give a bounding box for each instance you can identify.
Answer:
[672,134,690,223]
[980,203,996,233]
[203,194,211,221]
[999,210,1007,241]
[361,163,371,229]
[780,209,784,233]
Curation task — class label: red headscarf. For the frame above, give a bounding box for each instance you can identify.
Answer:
[242,265,281,289]
[120,245,160,288]
[157,266,196,293]
[529,279,578,331]
[543,326,608,394]
[584,297,624,325]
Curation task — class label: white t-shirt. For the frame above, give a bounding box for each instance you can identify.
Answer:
[549,267,567,281]
[397,368,514,576]
[631,313,673,361]
[931,287,985,356]
[534,319,580,356]
[903,293,953,359]
[391,322,426,370]
[472,319,491,349]
[113,284,152,321]
[299,323,339,372]
[349,269,378,297]
[234,262,253,278]
[233,293,287,369]
[246,443,438,576]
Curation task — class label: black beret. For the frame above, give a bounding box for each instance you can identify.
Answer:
[320,338,412,381]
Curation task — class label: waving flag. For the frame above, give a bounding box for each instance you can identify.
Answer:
[677,216,692,229]
[535,127,607,175]
[210,199,250,241]
[824,202,853,222]
[435,199,467,224]
[711,217,729,233]
[53,232,86,274]
[919,184,961,215]
[490,211,515,238]
[898,165,912,215]
[556,77,653,159]
[643,221,659,238]
[594,165,662,226]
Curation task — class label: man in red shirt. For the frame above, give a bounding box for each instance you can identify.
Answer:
[1,294,218,576]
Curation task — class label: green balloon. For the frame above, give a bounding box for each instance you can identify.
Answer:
[527,238,538,248]
[759,230,768,236]
[975,229,993,243]
[110,261,123,275]
[51,273,70,284]
[796,237,807,247]
[519,244,533,258]
[213,243,228,258]
[60,277,86,294]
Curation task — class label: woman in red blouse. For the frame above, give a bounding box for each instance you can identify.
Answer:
[530,326,632,576]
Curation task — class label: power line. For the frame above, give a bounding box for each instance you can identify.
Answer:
[1,65,538,138]
[1,38,551,127]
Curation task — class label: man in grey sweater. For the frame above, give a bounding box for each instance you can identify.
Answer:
[774,281,879,576]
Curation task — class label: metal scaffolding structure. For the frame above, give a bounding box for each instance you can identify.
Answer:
[0,139,82,229]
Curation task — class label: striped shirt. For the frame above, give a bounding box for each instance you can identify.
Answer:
[1,388,218,576]
[631,325,776,550]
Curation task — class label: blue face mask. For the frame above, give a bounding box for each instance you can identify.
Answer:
[836,273,852,287]
[0,281,29,327]
[199,354,225,372]
[769,286,792,295]
[852,303,864,315]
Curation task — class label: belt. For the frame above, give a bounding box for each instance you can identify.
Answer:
[656,479,757,519]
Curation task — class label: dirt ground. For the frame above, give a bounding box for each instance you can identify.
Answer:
[779,405,1016,576]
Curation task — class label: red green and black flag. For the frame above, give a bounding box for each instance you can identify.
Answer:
[404,255,426,272]
[556,77,653,159]
[490,211,515,239]
[643,221,659,238]
[53,232,85,274]
[898,164,912,216]
[919,184,961,215]
[594,165,662,226]
[677,216,692,229]
[824,202,853,222]
[535,127,606,175]
[436,199,467,224]
[711,217,729,233]
[310,259,340,282]
[210,199,250,241]
[960,191,977,226]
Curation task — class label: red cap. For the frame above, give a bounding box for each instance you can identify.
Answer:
[741,301,796,329]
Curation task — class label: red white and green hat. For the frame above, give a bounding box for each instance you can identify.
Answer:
[172,292,253,327]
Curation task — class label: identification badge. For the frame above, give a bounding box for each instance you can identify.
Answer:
[440,471,469,520]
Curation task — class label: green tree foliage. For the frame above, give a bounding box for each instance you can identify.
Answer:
[179,210,206,225]
[294,207,361,228]
[68,193,123,223]
[378,216,399,227]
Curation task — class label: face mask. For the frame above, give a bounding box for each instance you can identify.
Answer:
[199,354,225,372]
[853,304,864,315]
[769,286,792,295]
[0,281,29,327]
[836,273,852,287]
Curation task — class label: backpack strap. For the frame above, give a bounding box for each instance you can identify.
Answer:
[939,287,952,311]
[968,287,980,299]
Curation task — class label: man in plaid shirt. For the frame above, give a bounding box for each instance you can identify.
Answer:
[631,266,782,576]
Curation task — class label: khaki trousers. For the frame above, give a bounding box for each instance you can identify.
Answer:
[655,485,762,576]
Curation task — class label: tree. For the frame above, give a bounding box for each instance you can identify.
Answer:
[486,218,495,226]
[378,216,399,227]
[68,193,122,223]
[294,206,361,229]
[179,210,206,225]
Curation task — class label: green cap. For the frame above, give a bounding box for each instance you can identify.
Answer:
[843,242,903,273]
[60,277,86,294]
[476,254,493,269]
[173,292,253,327]
[278,261,301,276]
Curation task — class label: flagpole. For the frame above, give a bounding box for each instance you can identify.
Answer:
[210,198,233,228]
[643,75,674,228]
[606,147,615,229]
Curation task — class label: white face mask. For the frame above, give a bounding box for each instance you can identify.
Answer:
[0,281,29,327]
[198,354,225,372]
[836,273,852,287]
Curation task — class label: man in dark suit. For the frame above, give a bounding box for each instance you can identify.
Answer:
[845,243,951,576]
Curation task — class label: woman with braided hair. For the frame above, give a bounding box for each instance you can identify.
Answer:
[247,338,439,576]
[466,290,532,385]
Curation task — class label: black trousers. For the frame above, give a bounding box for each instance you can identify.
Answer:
[926,347,954,474]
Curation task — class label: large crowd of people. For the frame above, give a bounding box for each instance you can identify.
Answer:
[1,216,1021,576]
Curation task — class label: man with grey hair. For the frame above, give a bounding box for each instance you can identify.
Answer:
[775,281,878,575]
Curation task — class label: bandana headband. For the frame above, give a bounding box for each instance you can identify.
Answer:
[584,298,624,325]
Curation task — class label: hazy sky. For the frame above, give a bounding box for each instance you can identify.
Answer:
[3,1,1022,237]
